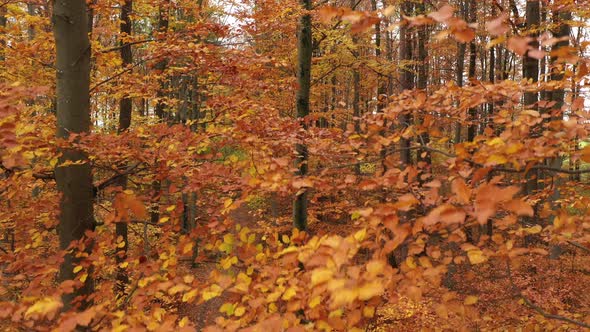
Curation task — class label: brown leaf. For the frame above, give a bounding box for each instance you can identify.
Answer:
[451,178,471,204]
[507,36,532,56]
[485,13,509,36]
[428,5,454,23]
[504,199,534,217]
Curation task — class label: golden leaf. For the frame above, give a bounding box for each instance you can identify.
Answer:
[311,268,334,287]
[25,297,62,319]
[282,287,297,301]
[467,250,487,265]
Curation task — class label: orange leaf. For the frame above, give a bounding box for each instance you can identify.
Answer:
[504,199,534,217]
[451,178,471,204]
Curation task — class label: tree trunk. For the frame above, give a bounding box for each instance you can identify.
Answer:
[293,0,312,231]
[454,0,467,144]
[115,0,133,298]
[52,0,95,311]
[399,1,414,167]
[466,0,477,142]
[416,1,430,169]
[547,6,571,220]
[154,0,169,119]
[524,0,540,195]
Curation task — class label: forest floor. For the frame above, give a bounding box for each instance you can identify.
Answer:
[179,203,590,331]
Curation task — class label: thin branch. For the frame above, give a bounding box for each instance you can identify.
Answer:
[90,59,147,93]
[99,39,154,54]
[567,240,590,254]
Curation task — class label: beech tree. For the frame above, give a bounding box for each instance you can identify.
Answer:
[1,0,590,331]
[52,0,94,310]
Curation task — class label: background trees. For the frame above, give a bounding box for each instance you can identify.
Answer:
[1,0,590,330]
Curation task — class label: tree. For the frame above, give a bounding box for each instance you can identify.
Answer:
[52,0,94,310]
[293,0,312,231]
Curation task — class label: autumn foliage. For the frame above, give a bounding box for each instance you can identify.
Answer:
[1,0,590,331]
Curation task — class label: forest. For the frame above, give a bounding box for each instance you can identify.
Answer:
[1,0,590,330]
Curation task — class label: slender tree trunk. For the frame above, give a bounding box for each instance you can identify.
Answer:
[1,5,7,78]
[115,0,133,298]
[154,0,169,119]
[351,0,361,174]
[52,0,94,311]
[547,6,571,216]
[293,0,312,231]
[371,0,386,108]
[466,0,477,142]
[416,1,430,169]
[454,0,466,144]
[524,0,540,195]
[399,1,414,167]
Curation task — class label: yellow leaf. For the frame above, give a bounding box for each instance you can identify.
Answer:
[79,273,88,283]
[202,284,222,301]
[329,309,343,318]
[219,302,235,315]
[467,250,487,265]
[221,256,238,270]
[138,278,149,288]
[73,265,83,274]
[168,284,190,295]
[112,324,129,332]
[366,260,385,277]
[354,228,367,242]
[166,205,176,212]
[331,289,358,307]
[309,296,321,308]
[405,256,417,269]
[358,281,384,301]
[464,295,479,305]
[282,287,297,301]
[159,217,170,223]
[524,225,542,234]
[182,289,198,302]
[281,234,290,244]
[119,262,128,269]
[182,242,193,254]
[487,137,505,146]
[224,198,233,208]
[234,306,246,317]
[117,240,126,248]
[179,317,189,328]
[25,297,62,319]
[486,154,507,165]
[363,306,375,318]
[311,268,334,287]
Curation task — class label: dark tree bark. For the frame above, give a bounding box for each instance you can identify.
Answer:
[454,0,467,144]
[466,0,477,143]
[1,5,7,65]
[523,0,540,109]
[524,0,540,195]
[293,0,312,231]
[416,1,430,169]
[52,0,95,311]
[351,0,361,174]
[115,0,133,298]
[154,0,169,119]
[399,1,414,167]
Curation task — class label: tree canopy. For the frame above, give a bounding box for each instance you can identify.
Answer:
[1,0,590,330]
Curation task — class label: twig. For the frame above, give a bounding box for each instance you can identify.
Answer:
[567,240,590,254]
[99,39,154,53]
[506,261,590,329]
